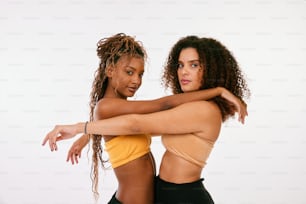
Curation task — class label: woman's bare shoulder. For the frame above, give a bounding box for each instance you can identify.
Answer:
[96,98,124,105]
[179,100,220,113]
[94,98,126,119]
[178,101,222,124]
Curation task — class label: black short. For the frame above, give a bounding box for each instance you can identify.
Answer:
[154,176,214,204]
[108,192,122,204]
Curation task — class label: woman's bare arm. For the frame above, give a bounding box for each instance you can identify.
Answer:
[66,86,241,160]
[42,101,223,151]
[90,101,221,136]
[94,87,234,119]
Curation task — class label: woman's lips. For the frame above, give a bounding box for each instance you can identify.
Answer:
[128,87,137,93]
[180,79,190,85]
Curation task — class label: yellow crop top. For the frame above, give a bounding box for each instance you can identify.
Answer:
[162,134,214,168]
[105,134,151,168]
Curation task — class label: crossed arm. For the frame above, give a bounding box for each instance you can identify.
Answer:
[42,100,247,152]
[42,87,247,162]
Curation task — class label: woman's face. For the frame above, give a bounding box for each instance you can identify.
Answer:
[108,55,144,99]
[177,48,204,93]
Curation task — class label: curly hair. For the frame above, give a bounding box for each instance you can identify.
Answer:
[89,33,147,200]
[162,36,250,121]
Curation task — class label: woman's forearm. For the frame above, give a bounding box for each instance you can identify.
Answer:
[159,87,223,110]
[77,114,139,136]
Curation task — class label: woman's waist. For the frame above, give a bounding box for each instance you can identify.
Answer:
[159,151,202,183]
[116,175,154,204]
[114,153,155,180]
[114,154,155,203]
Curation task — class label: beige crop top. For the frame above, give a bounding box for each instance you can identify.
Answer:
[162,134,215,168]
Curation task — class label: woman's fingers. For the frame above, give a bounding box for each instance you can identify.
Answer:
[41,128,59,151]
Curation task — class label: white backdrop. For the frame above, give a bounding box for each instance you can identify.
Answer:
[1,0,305,203]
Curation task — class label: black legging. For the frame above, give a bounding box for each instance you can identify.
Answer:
[108,192,122,204]
[154,176,214,204]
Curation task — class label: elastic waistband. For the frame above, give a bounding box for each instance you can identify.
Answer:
[155,175,204,186]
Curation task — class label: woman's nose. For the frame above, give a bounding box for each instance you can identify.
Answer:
[132,75,141,85]
[180,66,189,75]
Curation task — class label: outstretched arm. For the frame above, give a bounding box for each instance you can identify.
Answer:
[42,100,244,151]
[96,87,243,119]
[65,87,244,160]
[88,101,222,136]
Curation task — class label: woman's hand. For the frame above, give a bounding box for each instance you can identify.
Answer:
[42,123,83,151]
[220,88,248,124]
[66,134,89,165]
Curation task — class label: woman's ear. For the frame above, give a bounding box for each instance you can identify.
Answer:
[105,66,114,78]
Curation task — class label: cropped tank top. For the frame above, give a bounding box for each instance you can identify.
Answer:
[162,134,215,168]
[105,134,151,168]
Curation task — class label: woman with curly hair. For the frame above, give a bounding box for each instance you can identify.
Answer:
[43,35,249,204]
[154,36,250,203]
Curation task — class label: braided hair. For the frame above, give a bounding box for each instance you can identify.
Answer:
[89,33,147,199]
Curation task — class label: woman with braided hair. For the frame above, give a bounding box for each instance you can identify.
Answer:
[43,34,248,204]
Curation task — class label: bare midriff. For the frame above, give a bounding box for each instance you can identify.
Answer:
[114,152,155,204]
[159,150,202,184]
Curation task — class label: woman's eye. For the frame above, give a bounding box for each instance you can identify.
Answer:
[127,71,133,75]
[191,63,199,68]
[177,63,183,69]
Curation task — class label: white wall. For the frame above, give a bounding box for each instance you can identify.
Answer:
[0,0,305,203]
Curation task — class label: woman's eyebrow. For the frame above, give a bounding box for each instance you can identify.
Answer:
[178,59,200,63]
[188,59,200,63]
[125,66,136,70]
